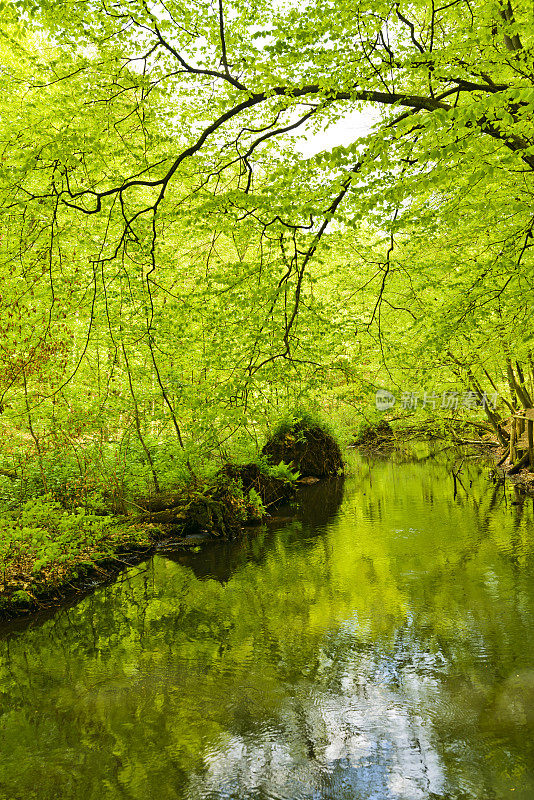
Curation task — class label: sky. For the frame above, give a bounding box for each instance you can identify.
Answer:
[294,106,380,157]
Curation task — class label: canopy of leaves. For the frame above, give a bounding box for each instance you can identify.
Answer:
[0,0,533,498]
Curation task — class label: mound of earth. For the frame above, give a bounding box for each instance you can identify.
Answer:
[133,483,243,538]
[181,480,245,539]
[134,463,297,539]
[261,420,343,478]
[353,419,394,448]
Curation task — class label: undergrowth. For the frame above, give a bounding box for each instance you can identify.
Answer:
[0,496,151,613]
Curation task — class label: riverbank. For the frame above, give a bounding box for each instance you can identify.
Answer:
[494,447,534,494]
[0,500,161,622]
[0,418,344,622]
[6,418,529,625]
[0,464,302,622]
[352,418,534,496]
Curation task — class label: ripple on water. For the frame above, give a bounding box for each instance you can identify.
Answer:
[1,453,534,799]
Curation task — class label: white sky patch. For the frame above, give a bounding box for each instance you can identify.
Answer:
[295,106,380,157]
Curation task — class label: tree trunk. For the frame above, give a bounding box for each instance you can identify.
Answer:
[510,416,517,463]
[509,452,529,475]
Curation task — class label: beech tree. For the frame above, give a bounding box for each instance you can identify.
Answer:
[0,0,533,487]
[5,0,533,297]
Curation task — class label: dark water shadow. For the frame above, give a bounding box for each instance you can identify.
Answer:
[293,476,345,528]
[161,531,272,584]
[164,477,346,583]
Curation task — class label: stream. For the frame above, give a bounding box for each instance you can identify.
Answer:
[1,448,534,799]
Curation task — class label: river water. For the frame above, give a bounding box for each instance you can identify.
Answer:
[1,449,534,799]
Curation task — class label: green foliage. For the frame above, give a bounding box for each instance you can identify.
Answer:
[0,0,533,531]
[214,474,267,524]
[270,410,328,440]
[246,487,265,519]
[265,461,301,483]
[0,497,151,610]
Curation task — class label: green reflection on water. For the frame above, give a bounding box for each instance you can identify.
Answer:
[1,452,534,800]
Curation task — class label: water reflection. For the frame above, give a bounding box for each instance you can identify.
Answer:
[294,476,345,528]
[163,477,345,585]
[0,453,534,799]
[163,529,272,584]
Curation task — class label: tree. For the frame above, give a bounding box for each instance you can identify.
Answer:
[0,0,533,490]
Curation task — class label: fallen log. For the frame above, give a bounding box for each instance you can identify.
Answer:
[497,448,510,467]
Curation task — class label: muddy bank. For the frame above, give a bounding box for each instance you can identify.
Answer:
[493,448,534,494]
[1,418,345,624]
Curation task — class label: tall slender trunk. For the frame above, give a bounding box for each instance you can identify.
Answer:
[122,342,161,495]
